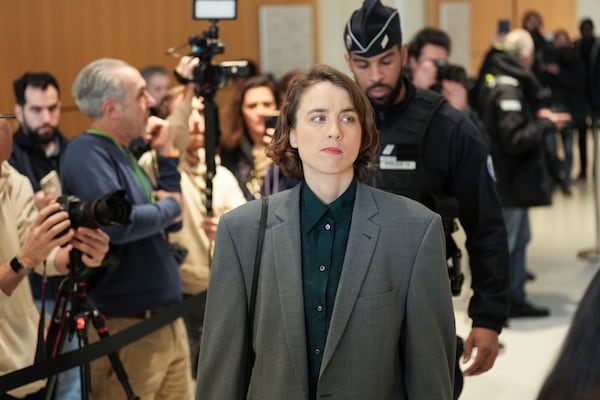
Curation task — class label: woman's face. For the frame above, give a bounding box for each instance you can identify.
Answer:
[241,86,277,144]
[290,81,361,183]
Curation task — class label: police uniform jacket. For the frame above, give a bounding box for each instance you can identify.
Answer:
[371,79,509,333]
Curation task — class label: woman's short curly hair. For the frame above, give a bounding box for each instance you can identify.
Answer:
[267,64,379,182]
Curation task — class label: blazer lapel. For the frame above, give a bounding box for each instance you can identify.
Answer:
[319,183,380,375]
[272,186,309,386]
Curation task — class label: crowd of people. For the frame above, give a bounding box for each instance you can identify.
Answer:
[1,0,599,399]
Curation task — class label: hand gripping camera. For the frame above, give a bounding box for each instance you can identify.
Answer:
[431,60,468,93]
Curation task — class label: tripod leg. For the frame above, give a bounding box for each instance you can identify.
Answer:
[73,313,92,400]
[43,282,73,400]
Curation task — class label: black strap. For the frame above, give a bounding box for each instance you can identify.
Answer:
[412,88,446,139]
[245,196,268,395]
[0,294,205,394]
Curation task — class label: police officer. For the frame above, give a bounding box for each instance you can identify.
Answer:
[343,1,509,397]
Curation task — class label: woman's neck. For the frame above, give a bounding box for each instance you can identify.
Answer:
[304,173,353,204]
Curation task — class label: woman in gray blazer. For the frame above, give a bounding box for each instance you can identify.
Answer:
[196,64,456,399]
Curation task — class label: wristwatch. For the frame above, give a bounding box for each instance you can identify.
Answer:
[10,256,32,275]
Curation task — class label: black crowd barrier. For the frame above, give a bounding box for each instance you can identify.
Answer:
[0,294,204,394]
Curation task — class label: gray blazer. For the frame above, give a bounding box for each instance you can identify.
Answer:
[196,182,456,400]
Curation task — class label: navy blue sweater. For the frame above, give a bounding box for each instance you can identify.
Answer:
[61,132,183,317]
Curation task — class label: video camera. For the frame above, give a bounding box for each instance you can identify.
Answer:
[171,20,252,99]
[186,28,252,97]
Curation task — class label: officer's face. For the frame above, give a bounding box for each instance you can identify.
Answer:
[346,45,406,106]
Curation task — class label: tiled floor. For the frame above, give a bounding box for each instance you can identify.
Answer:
[454,175,600,399]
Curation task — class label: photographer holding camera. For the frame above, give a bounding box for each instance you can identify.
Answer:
[0,118,109,399]
[407,28,470,113]
[61,58,193,399]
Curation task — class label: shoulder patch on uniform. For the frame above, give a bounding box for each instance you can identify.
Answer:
[499,99,522,112]
[382,144,395,156]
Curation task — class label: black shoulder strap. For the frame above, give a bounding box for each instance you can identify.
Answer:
[245,196,268,394]
[411,88,446,139]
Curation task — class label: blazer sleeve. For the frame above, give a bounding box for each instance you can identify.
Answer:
[195,211,251,400]
[403,214,456,399]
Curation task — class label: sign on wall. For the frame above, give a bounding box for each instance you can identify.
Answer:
[259,4,314,78]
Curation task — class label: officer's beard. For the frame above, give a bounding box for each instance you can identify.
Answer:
[366,67,404,112]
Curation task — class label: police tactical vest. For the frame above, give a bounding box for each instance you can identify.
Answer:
[369,88,446,212]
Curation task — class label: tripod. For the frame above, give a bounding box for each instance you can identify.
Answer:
[43,249,139,400]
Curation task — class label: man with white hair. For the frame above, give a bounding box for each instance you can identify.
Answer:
[62,58,192,399]
[475,29,571,319]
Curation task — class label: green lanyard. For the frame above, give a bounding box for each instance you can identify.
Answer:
[88,128,155,203]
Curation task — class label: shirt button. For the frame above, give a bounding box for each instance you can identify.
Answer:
[314,348,321,355]
[317,305,323,312]
[319,265,326,272]
[325,223,331,230]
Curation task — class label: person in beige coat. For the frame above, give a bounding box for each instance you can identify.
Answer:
[139,87,246,379]
[0,118,109,398]
[195,64,456,399]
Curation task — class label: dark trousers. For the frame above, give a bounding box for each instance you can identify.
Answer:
[577,122,590,177]
[182,291,208,379]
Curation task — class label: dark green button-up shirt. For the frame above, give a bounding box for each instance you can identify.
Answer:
[300,178,356,400]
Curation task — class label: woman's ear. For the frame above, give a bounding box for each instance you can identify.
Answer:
[289,130,298,148]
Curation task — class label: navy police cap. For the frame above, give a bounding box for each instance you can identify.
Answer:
[344,0,402,57]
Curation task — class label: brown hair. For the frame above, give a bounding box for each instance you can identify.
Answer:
[220,74,277,150]
[267,64,379,182]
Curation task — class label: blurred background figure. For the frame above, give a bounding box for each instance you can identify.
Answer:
[574,18,600,180]
[140,85,246,379]
[219,74,279,200]
[132,57,198,159]
[141,64,171,116]
[406,27,489,147]
[475,28,571,319]
[129,64,174,159]
[522,10,551,83]
[539,29,588,195]
[275,69,303,105]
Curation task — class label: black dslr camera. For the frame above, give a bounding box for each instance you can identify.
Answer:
[56,190,131,233]
[432,60,468,92]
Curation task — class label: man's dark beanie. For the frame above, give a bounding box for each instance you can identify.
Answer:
[344,0,402,57]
